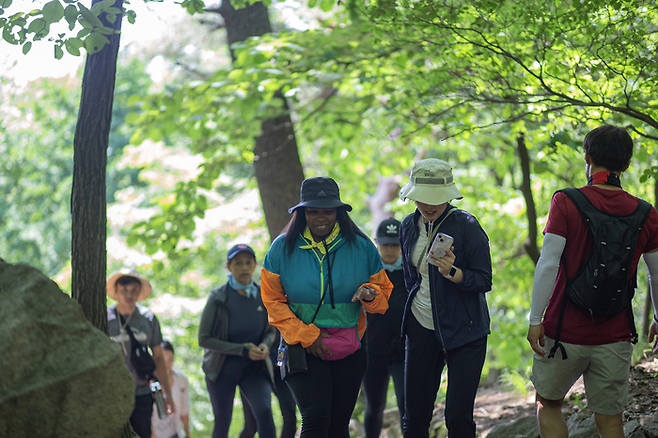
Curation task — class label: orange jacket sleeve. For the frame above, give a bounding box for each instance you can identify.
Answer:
[355,268,394,339]
[260,267,321,348]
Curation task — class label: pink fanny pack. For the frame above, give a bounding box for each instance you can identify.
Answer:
[320,326,361,360]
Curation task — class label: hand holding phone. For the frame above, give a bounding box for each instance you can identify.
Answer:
[426,232,454,267]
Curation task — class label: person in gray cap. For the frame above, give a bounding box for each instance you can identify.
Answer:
[362,217,406,438]
[398,158,492,438]
[260,176,394,438]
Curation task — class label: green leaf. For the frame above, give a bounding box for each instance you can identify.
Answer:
[76,27,91,38]
[54,43,63,59]
[78,3,103,28]
[1,0,12,8]
[42,0,64,24]
[63,5,77,28]
[27,17,46,34]
[21,40,31,54]
[83,31,109,53]
[319,0,334,12]
[126,9,136,24]
[64,38,80,55]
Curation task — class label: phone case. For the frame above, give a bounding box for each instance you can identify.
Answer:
[426,232,454,267]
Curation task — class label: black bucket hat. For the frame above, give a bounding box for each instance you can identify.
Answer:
[288,177,353,213]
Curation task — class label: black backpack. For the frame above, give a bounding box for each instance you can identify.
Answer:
[548,188,652,360]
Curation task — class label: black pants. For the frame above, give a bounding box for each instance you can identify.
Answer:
[205,368,276,438]
[362,351,404,438]
[402,313,487,438]
[284,344,367,438]
[130,393,154,438]
[240,366,298,438]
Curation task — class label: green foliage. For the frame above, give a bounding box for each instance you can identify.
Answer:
[0,76,78,276]
[499,367,533,397]
[0,0,207,57]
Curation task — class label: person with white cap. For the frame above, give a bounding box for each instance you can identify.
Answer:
[107,268,175,438]
[398,158,492,438]
[198,243,277,438]
[260,176,393,438]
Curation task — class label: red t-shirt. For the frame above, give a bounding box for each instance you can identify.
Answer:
[542,186,658,345]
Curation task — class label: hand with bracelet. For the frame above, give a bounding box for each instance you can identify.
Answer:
[432,246,462,283]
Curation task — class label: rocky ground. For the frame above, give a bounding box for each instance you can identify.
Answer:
[473,356,658,437]
[351,357,658,437]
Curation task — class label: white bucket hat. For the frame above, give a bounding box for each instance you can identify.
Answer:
[106,268,152,301]
[399,158,463,205]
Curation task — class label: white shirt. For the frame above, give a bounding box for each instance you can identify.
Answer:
[151,367,190,438]
[411,215,435,330]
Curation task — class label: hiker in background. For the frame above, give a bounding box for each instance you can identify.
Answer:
[398,158,492,438]
[239,330,298,438]
[198,244,277,438]
[261,176,393,438]
[362,217,406,438]
[527,125,658,438]
[107,269,175,438]
[151,340,191,438]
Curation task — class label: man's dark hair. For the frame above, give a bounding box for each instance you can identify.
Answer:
[116,275,141,288]
[282,207,369,254]
[161,340,175,354]
[582,125,633,172]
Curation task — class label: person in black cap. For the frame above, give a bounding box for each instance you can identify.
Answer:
[260,176,394,438]
[362,217,406,438]
[198,244,278,438]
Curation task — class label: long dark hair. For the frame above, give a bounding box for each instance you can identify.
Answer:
[282,207,368,255]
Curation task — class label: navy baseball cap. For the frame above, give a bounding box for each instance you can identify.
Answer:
[375,218,401,245]
[227,244,256,261]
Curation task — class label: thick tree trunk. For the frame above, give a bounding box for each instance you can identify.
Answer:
[71,0,123,335]
[217,0,304,240]
[71,3,135,437]
[517,133,540,264]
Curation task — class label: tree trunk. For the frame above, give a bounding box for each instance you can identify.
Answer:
[71,0,123,335]
[71,3,136,437]
[516,133,540,264]
[217,0,304,240]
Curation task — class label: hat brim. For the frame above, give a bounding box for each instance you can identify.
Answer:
[376,236,400,245]
[399,182,463,205]
[288,200,353,214]
[106,269,152,301]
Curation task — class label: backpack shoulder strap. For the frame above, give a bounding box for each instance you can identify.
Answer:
[547,188,590,360]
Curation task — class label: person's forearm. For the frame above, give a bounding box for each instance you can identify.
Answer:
[645,250,658,316]
[529,233,565,325]
[182,414,190,437]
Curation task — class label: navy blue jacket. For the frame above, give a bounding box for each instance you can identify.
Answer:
[399,206,492,350]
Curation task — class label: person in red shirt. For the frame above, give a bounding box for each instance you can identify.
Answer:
[527,124,658,438]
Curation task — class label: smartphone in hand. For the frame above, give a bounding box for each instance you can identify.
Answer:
[426,232,454,267]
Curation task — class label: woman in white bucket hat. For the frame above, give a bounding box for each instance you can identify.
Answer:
[398,158,492,438]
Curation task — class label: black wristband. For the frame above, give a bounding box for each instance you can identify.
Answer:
[242,346,251,357]
[654,314,658,325]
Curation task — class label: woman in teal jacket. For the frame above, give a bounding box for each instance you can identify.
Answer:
[261,177,393,438]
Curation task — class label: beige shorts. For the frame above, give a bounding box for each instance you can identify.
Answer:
[530,337,633,415]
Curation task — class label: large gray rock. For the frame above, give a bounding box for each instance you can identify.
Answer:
[487,415,539,438]
[488,411,658,438]
[0,261,135,438]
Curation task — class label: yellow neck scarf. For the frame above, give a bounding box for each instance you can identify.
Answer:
[299,223,341,255]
